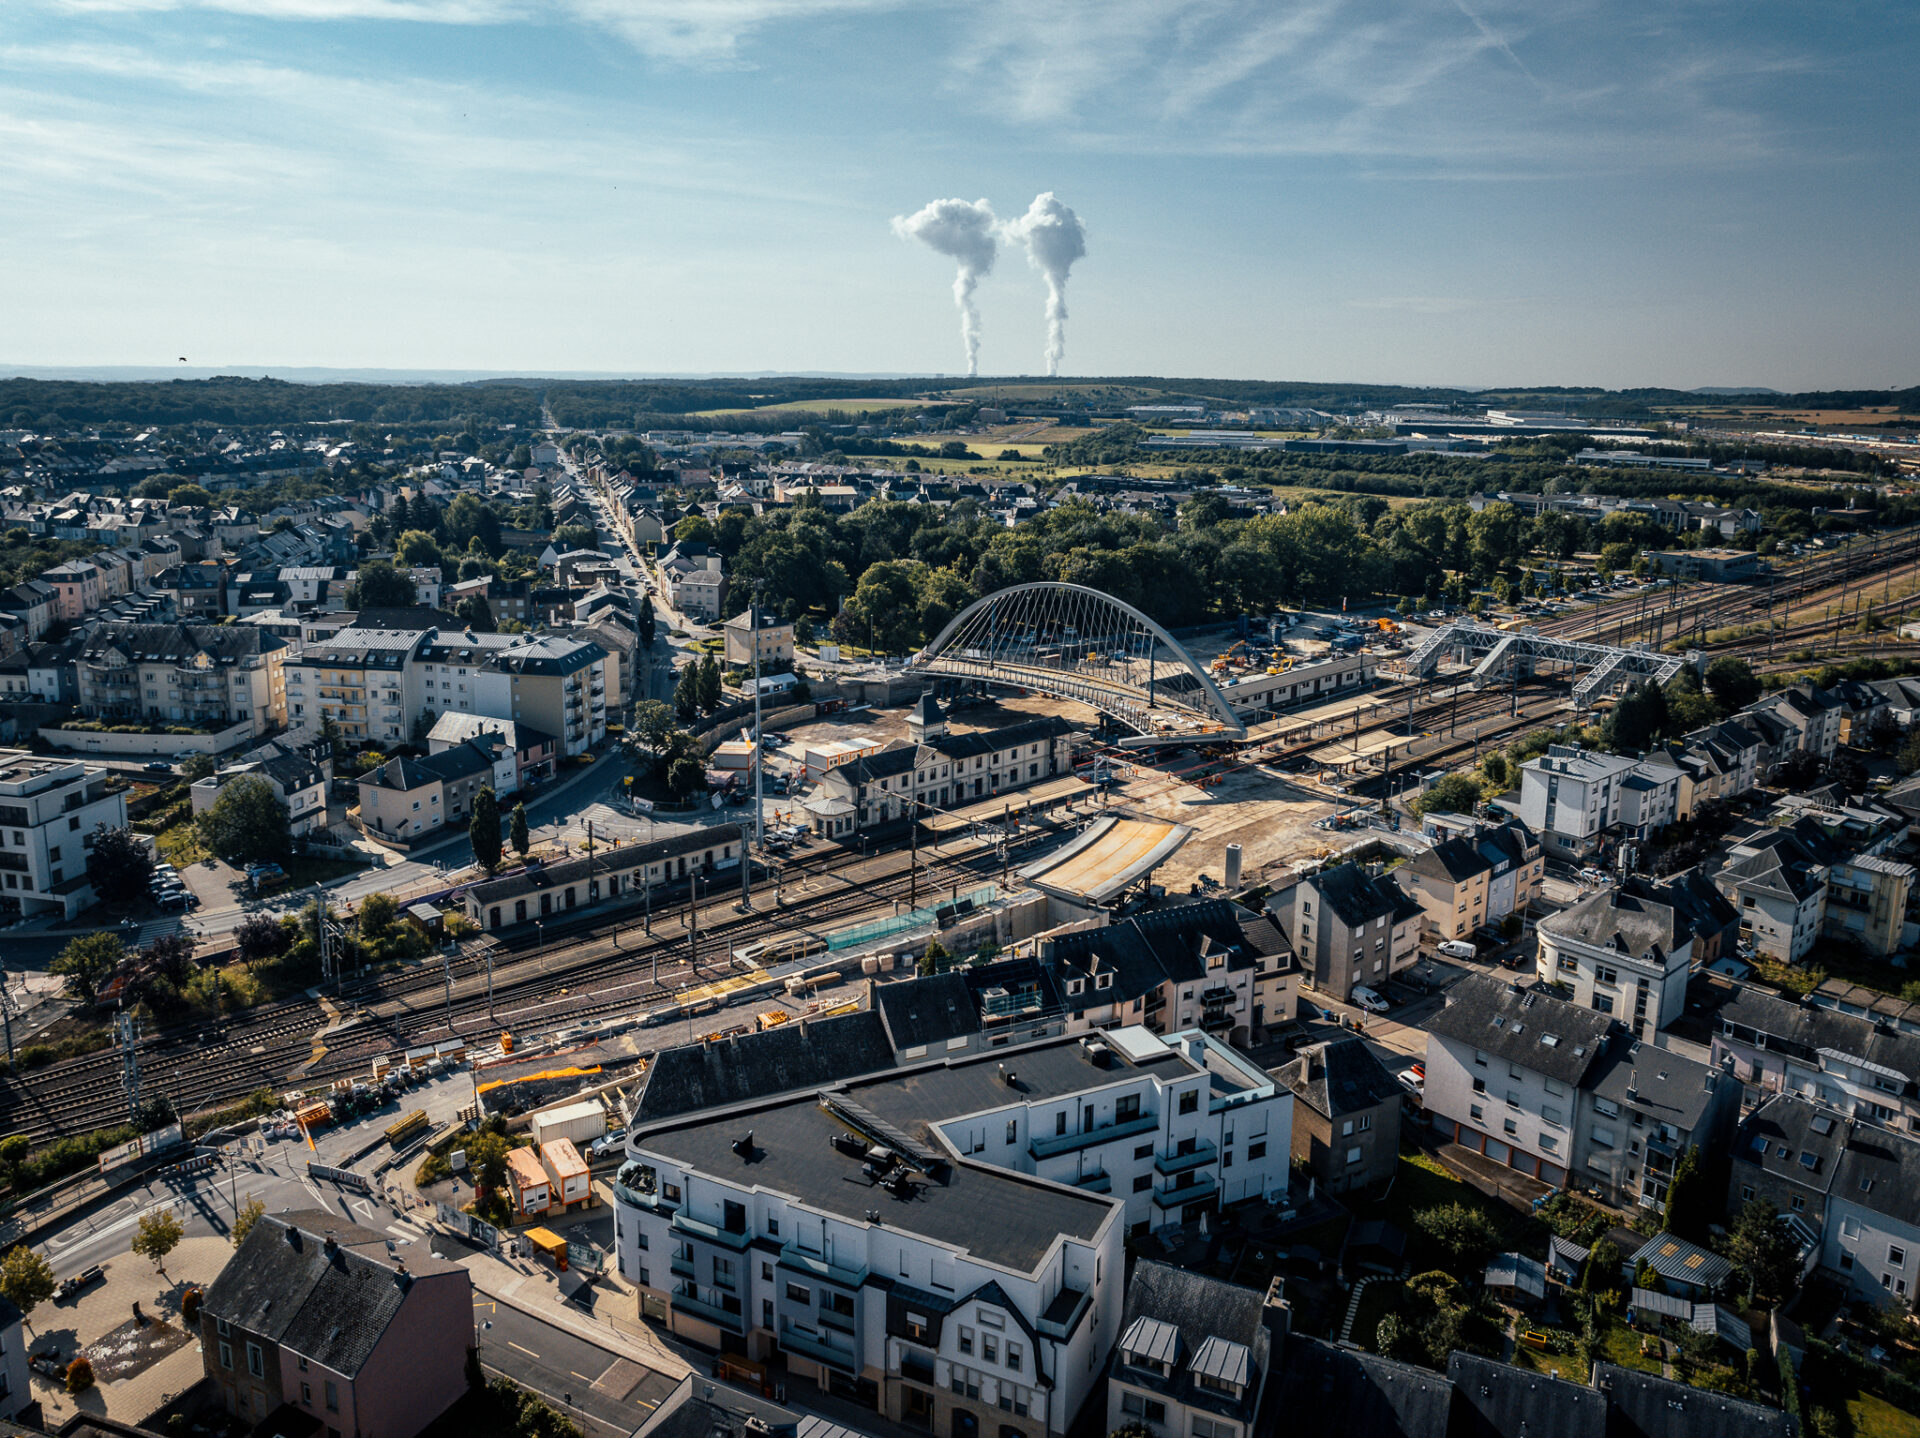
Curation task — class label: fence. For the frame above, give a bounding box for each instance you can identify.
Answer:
[826,884,999,950]
[307,1161,371,1193]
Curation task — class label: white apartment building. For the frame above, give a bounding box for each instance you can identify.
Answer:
[1537,879,1698,1039]
[1516,744,1641,858]
[75,622,287,738]
[1715,828,1830,963]
[0,751,130,920]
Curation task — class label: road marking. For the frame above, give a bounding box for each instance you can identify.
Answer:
[573,1371,593,1382]
[509,1341,540,1359]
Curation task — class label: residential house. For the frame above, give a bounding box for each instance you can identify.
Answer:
[1827,1121,1920,1307]
[356,738,503,845]
[1277,1037,1404,1195]
[1715,827,1831,963]
[723,606,795,671]
[1400,819,1543,944]
[0,1296,26,1422]
[1265,861,1423,1001]
[1107,1261,1276,1438]
[41,559,103,620]
[1516,745,1641,860]
[190,737,331,838]
[199,1209,471,1436]
[1537,876,1701,1039]
[1577,1038,1739,1213]
[0,750,129,920]
[153,561,228,618]
[1727,1093,1846,1234]
[425,713,555,793]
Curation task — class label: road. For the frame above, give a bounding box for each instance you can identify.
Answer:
[466,1288,679,1437]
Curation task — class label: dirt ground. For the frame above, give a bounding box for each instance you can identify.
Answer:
[1110,759,1345,892]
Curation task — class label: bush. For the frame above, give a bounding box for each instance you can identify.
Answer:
[182,1287,202,1324]
[66,1356,94,1394]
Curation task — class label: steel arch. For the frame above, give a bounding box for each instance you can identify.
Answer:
[907,582,1246,739]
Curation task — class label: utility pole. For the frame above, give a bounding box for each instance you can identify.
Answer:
[484,946,494,1022]
[315,884,332,988]
[443,946,454,1029]
[117,1009,141,1121]
[0,965,12,1068]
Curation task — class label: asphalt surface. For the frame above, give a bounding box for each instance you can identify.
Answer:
[468,1289,679,1437]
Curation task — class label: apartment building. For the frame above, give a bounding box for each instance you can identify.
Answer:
[723,605,795,670]
[616,1045,1128,1437]
[1423,975,1615,1188]
[1747,683,1844,768]
[475,633,608,757]
[284,628,430,745]
[1515,745,1640,859]
[673,566,728,623]
[199,1210,471,1436]
[1108,1261,1275,1438]
[805,711,1076,838]
[76,621,286,737]
[1728,1093,1845,1239]
[1277,1037,1404,1195]
[154,561,228,618]
[1536,876,1700,1039]
[42,558,103,619]
[1827,1120,1920,1307]
[1576,1038,1739,1213]
[0,1296,27,1422]
[1827,853,1917,957]
[1266,862,1422,1001]
[0,750,129,919]
[1711,983,1920,1133]
[1400,819,1542,943]
[425,713,555,793]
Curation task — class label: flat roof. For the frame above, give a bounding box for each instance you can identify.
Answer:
[1019,814,1193,903]
[541,1138,589,1178]
[640,1091,1115,1274]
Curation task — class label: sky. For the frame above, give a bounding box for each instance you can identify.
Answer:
[3,0,1916,389]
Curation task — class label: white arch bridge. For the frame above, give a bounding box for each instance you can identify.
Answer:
[906,583,1247,745]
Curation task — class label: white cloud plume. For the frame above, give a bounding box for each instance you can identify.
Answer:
[1002,192,1086,376]
[890,197,998,376]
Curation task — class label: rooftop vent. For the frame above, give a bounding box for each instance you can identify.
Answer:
[731,1130,756,1159]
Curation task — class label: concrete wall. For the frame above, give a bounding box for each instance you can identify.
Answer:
[41,719,255,757]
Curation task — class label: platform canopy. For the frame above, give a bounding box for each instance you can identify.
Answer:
[1018,814,1194,904]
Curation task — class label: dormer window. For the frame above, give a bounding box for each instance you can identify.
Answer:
[1096,972,1114,990]
[1067,978,1085,995]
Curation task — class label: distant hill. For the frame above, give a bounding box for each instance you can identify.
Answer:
[1690,386,1783,396]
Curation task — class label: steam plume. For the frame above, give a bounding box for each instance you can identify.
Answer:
[1005,192,1087,376]
[891,198,999,376]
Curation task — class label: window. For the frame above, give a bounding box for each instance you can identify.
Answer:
[907,1312,931,1343]
[1791,1195,1806,1212]
[302,1383,313,1404]
[1056,1113,1067,1136]
[1591,1126,1616,1150]
[1472,1078,1487,1094]
[766,1218,778,1238]
[663,1183,681,1204]
[786,1282,810,1303]
[1117,1094,1140,1122]
[1470,1104,1485,1122]
[1133,1174,1151,1192]
[1193,1420,1237,1438]
[1249,1141,1266,1160]
[246,1343,264,1378]
[1179,1090,1199,1115]
[1346,1145,1364,1165]
[1006,1119,1018,1144]
[713,1256,735,1289]
[1135,1143,1154,1160]
[1122,1393,1167,1424]
[219,1342,233,1370]
[822,1291,855,1322]
[1007,1343,1022,1372]
[1503,1119,1518,1136]
[959,1326,974,1355]
[761,1261,773,1281]
[1892,1246,1908,1268]
[325,1381,338,1412]
[1474,1050,1489,1067]
[1593,1096,1621,1119]
[1595,964,1619,987]
[1592,993,1615,1015]
[983,1336,998,1364]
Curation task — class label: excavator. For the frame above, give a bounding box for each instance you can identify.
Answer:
[1210,639,1255,674]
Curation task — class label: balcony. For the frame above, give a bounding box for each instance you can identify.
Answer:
[670,1210,752,1250]
[1151,1172,1219,1209]
[671,1286,744,1334]
[781,1321,858,1372]
[1153,1140,1217,1176]
[669,1249,697,1280]
[1199,1010,1236,1031]
[779,1242,867,1289]
[1030,1112,1159,1162]
[1069,1170,1112,1193]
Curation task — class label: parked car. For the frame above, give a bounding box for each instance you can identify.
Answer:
[143,761,175,775]
[1351,986,1390,1014]
[1437,940,1477,960]
[1397,1068,1425,1096]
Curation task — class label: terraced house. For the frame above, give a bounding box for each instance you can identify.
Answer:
[1401,818,1543,944]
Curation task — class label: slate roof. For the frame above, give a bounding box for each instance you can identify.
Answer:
[1583,1041,1725,1134]
[79,620,281,665]
[1594,1363,1796,1438]
[633,1010,897,1123]
[485,634,605,677]
[1424,974,1616,1087]
[1113,1260,1270,1424]
[201,1210,463,1378]
[1540,884,1688,961]
[466,824,742,907]
[359,740,497,792]
[1312,862,1423,930]
[1446,1352,1603,1438]
[1278,1036,1404,1120]
[1835,1122,1920,1230]
[1730,1093,1845,1201]
[1270,1336,1452,1438]
[1716,983,1920,1088]
[872,972,981,1052]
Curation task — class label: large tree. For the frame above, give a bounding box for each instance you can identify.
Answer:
[196,775,291,864]
[51,932,124,1004]
[87,824,153,906]
[1414,773,1485,818]
[631,700,675,755]
[636,600,656,648]
[509,802,530,857]
[470,786,502,870]
[0,1245,56,1330]
[132,1210,184,1274]
[394,529,443,572]
[1704,656,1763,715]
[1661,1145,1713,1242]
[697,653,723,710]
[345,559,415,609]
[1727,1198,1799,1304]
[234,911,292,967]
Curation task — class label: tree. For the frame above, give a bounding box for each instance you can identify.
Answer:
[697,653,723,709]
[345,559,415,609]
[1901,724,1920,776]
[0,1134,29,1190]
[667,755,705,799]
[88,824,153,906]
[1727,1198,1799,1304]
[358,891,398,946]
[234,911,291,967]
[1414,773,1485,817]
[1480,752,1511,790]
[196,775,291,864]
[470,786,503,870]
[1662,1146,1712,1242]
[180,751,217,782]
[552,525,598,552]
[1601,679,1669,753]
[52,931,123,1005]
[1375,1312,1415,1363]
[455,594,495,631]
[672,666,700,722]
[1777,749,1822,789]
[132,1209,184,1274]
[464,1132,510,1206]
[509,803,530,857]
[231,1195,267,1248]
[395,529,443,572]
[167,483,215,509]
[631,701,675,755]
[674,514,715,545]
[0,1244,56,1329]
[145,932,195,989]
[1704,656,1763,715]
[1413,1201,1500,1278]
[636,601,656,648]
[919,938,948,976]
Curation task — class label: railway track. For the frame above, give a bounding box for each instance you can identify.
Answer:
[0,835,1021,1141]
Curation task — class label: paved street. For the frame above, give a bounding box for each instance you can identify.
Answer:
[469,1290,679,1437]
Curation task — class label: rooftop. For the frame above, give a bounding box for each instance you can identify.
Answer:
[1424,975,1615,1087]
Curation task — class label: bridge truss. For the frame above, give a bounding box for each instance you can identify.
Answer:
[908,583,1246,744]
[1403,620,1690,707]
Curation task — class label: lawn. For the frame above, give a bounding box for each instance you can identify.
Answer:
[1599,1318,1666,1376]
[1360,1150,1546,1272]
[1849,1390,1920,1438]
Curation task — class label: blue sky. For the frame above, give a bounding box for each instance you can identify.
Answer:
[3,0,1915,388]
